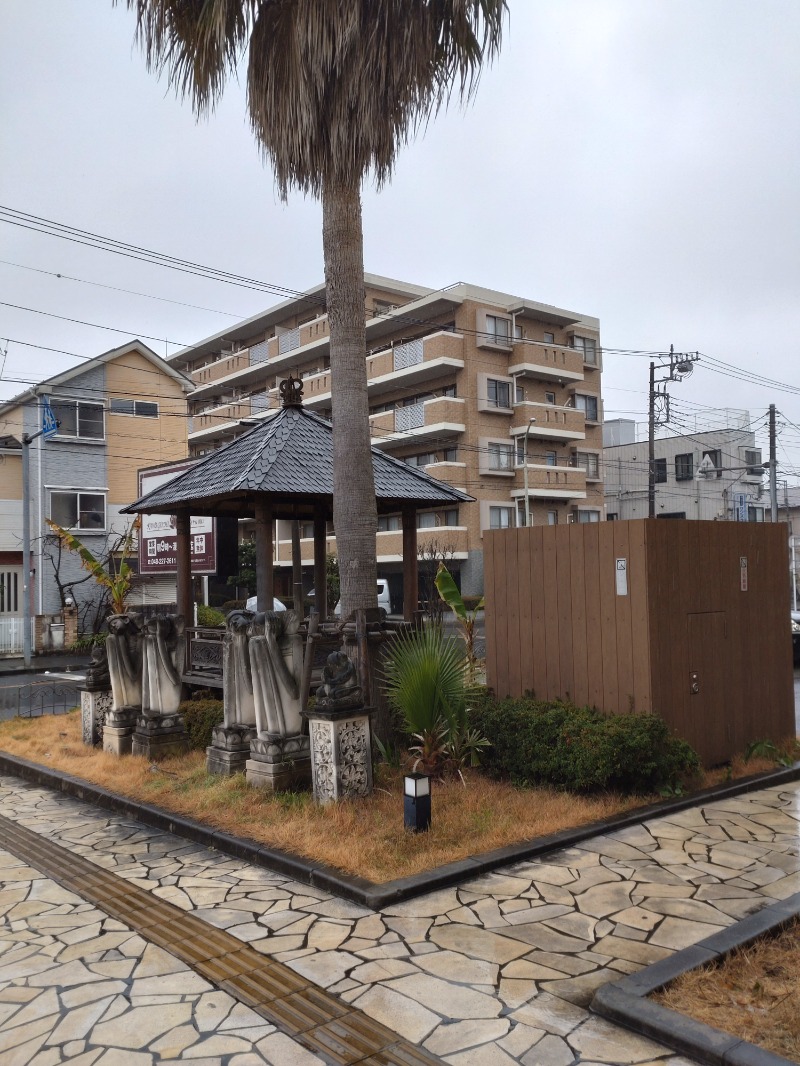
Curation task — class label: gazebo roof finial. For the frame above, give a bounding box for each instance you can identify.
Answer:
[280,374,304,408]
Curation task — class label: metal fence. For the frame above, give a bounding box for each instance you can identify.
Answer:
[0,681,80,719]
[0,618,35,656]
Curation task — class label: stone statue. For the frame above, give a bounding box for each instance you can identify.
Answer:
[85,643,111,692]
[141,614,185,718]
[223,610,255,728]
[315,650,362,711]
[248,611,303,737]
[106,613,143,711]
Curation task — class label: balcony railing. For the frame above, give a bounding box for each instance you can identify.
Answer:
[395,402,425,433]
[278,327,301,355]
[393,338,423,371]
[509,341,585,383]
[190,350,250,385]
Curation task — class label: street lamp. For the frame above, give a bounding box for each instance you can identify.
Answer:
[523,417,536,527]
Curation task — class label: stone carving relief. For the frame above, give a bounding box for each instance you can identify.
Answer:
[248,611,304,737]
[106,613,143,712]
[315,650,362,711]
[223,610,255,728]
[141,614,186,718]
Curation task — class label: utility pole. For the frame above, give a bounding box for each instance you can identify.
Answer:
[648,348,700,518]
[21,392,58,667]
[768,403,778,522]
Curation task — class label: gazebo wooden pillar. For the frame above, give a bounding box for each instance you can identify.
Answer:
[313,504,328,620]
[255,500,274,612]
[175,510,193,624]
[402,506,418,622]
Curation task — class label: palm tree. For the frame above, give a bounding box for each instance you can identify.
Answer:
[121,0,506,618]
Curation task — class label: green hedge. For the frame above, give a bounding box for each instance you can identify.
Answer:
[468,695,700,795]
[180,699,224,751]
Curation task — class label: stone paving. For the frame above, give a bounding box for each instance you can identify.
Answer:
[1,773,799,1064]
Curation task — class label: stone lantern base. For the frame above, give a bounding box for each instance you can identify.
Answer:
[206,724,256,776]
[102,708,139,757]
[245,734,311,792]
[81,689,112,746]
[131,713,189,761]
[305,705,373,805]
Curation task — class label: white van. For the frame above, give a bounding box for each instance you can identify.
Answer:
[245,596,286,613]
[334,579,392,621]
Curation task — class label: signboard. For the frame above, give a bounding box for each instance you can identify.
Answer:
[734,492,747,522]
[740,555,748,592]
[41,397,58,439]
[138,461,216,575]
[615,557,628,596]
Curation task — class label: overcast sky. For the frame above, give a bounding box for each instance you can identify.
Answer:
[2,1,799,482]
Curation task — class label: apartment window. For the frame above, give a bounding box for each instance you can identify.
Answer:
[574,394,598,422]
[516,439,527,465]
[744,449,763,476]
[487,379,512,410]
[488,443,514,471]
[485,314,511,345]
[654,457,667,483]
[607,512,618,521]
[547,510,559,525]
[514,323,522,340]
[576,509,601,523]
[573,336,598,365]
[702,449,722,478]
[544,332,555,344]
[49,491,106,531]
[575,452,599,479]
[417,512,437,529]
[515,381,525,403]
[405,452,436,468]
[675,453,693,481]
[299,522,315,538]
[545,451,557,467]
[442,509,459,526]
[377,515,402,532]
[489,506,514,529]
[545,391,556,405]
[748,506,765,523]
[52,399,104,440]
[110,398,159,418]
[442,447,458,462]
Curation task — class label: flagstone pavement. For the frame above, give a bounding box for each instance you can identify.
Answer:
[1,773,799,1065]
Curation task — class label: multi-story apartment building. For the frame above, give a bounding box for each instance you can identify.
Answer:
[0,341,192,632]
[170,276,604,597]
[603,417,766,522]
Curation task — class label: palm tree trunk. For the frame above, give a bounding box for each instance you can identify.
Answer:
[322,177,378,619]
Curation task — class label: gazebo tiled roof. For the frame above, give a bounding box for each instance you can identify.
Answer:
[124,403,472,519]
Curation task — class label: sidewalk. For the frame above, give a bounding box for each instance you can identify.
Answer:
[2,771,799,1063]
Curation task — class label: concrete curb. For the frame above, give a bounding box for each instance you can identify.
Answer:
[1,748,799,909]
[592,893,800,1066]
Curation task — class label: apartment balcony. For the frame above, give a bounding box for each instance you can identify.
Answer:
[511,401,585,443]
[190,350,251,386]
[375,526,469,561]
[509,341,585,384]
[370,396,466,448]
[511,463,587,501]
[189,391,274,437]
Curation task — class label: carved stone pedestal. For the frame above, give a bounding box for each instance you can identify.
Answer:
[102,708,138,757]
[245,734,311,792]
[131,713,189,761]
[305,705,373,805]
[81,689,112,746]
[206,724,256,776]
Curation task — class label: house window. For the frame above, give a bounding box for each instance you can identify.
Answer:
[485,314,511,345]
[574,394,598,422]
[49,491,106,531]
[748,506,765,523]
[547,510,559,525]
[744,449,763,476]
[110,398,159,418]
[573,336,598,365]
[702,449,722,478]
[545,391,556,405]
[654,457,667,483]
[576,509,600,523]
[488,443,514,471]
[575,452,599,479]
[544,332,555,344]
[51,399,104,440]
[675,453,693,481]
[377,515,402,532]
[487,378,512,410]
[489,506,514,529]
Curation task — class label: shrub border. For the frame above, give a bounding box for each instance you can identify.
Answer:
[592,891,800,1066]
[0,748,798,910]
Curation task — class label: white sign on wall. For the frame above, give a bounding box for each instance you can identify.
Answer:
[615,557,628,596]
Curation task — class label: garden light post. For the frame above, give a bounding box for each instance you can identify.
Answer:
[404,772,431,832]
[523,417,536,527]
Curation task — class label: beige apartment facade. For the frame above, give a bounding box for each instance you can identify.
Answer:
[171,276,604,599]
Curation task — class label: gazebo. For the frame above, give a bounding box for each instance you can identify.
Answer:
[124,377,473,624]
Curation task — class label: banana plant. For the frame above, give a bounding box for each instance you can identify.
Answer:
[45,516,140,616]
[434,563,485,683]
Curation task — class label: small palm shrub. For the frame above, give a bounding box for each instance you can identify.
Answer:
[382,627,489,777]
[468,694,700,795]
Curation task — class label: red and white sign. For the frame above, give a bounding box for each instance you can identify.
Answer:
[138,461,216,575]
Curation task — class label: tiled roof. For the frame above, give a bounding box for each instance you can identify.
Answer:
[125,406,472,515]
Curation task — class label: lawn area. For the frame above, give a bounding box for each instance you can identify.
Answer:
[0,710,786,884]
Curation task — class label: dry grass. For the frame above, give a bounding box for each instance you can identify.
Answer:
[0,712,791,883]
[653,919,800,1061]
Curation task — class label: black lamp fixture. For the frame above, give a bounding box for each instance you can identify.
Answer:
[403,772,431,832]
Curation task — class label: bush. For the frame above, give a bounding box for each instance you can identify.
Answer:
[197,604,226,627]
[221,599,245,611]
[468,694,700,795]
[180,699,224,750]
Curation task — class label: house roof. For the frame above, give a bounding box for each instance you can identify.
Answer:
[0,340,194,418]
[0,434,21,451]
[124,401,472,520]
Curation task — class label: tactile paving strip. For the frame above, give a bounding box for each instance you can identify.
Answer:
[0,812,442,1066]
